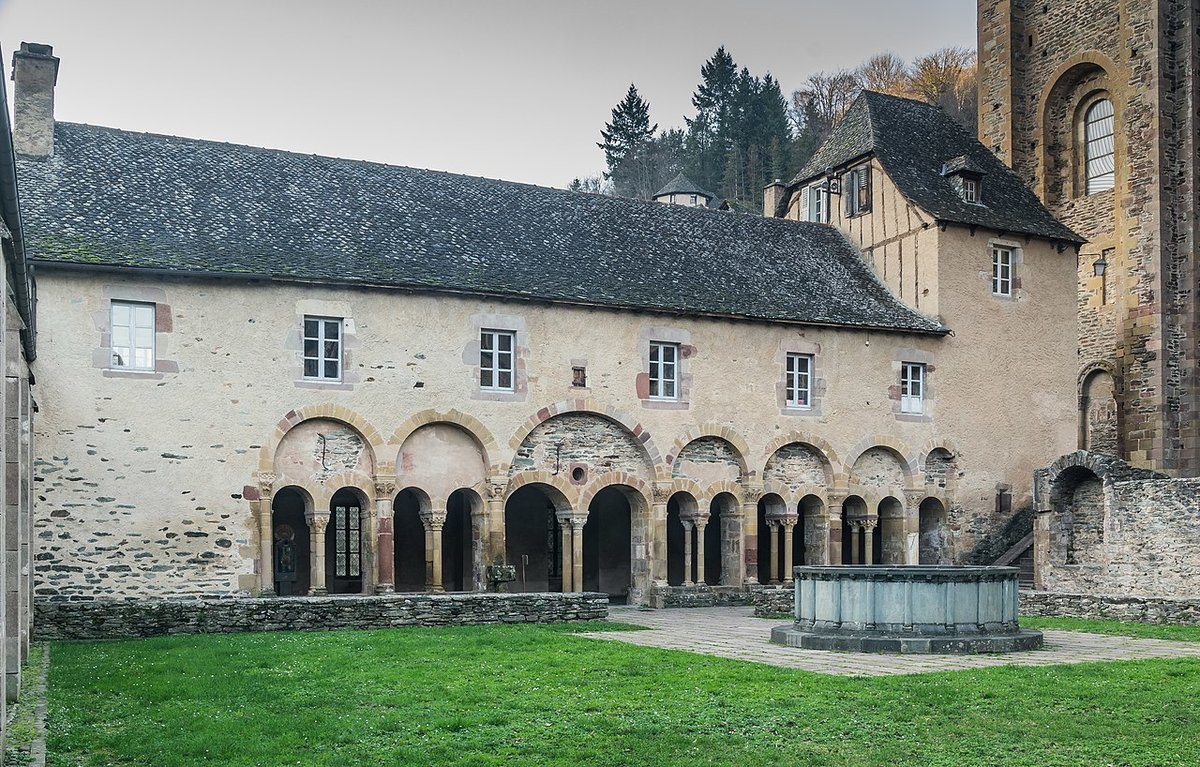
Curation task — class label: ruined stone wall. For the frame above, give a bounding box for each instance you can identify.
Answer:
[1040,476,1200,597]
[1020,590,1200,625]
[33,592,609,641]
[978,0,1200,474]
[32,265,1077,600]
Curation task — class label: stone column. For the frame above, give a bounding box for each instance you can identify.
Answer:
[558,512,573,592]
[681,519,695,586]
[862,518,878,566]
[826,494,845,565]
[308,513,329,595]
[767,520,780,584]
[571,518,585,593]
[741,485,761,585]
[650,483,671,585]
[256,497,274,595]
[903,491,923,565]
[427,512,446,593]
[486,478,507,569]
[694,517,708,585]
[849,522,861,565]
[374,484,395,594]
[782,518,797,584]
[470,507,486,591]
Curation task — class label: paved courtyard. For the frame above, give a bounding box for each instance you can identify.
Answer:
[581,606,1200,676]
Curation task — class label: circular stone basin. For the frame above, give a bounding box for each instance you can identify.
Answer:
[769,565,1042,654]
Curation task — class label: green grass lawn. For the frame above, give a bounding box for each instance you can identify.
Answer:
[1021,615,1200,642]
[47,620,1200,767]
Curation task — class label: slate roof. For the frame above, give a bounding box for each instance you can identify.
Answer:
[16,123,946,334]
[790,91,1083,244]
[653,172,713,201]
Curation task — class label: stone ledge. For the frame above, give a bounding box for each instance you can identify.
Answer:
[34,592,610,641]
[1020,590,1200,626]
[770,625,1044,654]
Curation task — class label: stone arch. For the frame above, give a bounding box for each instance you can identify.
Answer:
[1079,364,1119,455]
[666,490,700,586]
[847,444,914,495]
[922,447,959,493]
[503,478,574,594]
[270,485,314,596]
[259,405,384,474]
[667,425,750,478]
[268,413,379,499]
[1037,53,1120,202]
[702,479,744,505]
[761,433,841,484]
[444,487,484,592]
[395,422,489,503]
[326,485,370,594]
[670,435,746,487]
[763,441,833,493]
[504,471,578,510]
[311,471,374,509]
[1047,464,1104,567]
[506,400,664,477]
[582,482,647,604]
[798,493,826,566]
[579,472,652,513]
[919,497,950,565]
[389,409,501,473]
[509,410,656,486]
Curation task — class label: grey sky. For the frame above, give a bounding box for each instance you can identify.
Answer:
[0,0,975,189]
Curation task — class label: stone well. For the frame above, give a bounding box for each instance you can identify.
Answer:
[770,565,1043,654]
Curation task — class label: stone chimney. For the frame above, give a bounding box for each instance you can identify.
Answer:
[11,42,60,157]
[762,179,786,218]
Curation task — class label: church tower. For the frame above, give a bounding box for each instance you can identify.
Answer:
[978,0,1200,475]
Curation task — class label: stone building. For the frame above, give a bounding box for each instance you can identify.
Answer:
[651,173,716,208]
[0,44,39,744]
[978,0,1200,476]
[15,45,1082,610]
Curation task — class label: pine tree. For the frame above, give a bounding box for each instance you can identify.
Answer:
[598,84,657,177]
[685,47,739,192]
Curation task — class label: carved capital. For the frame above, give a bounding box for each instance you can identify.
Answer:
[310,514,330,534]
[651,482,673,504]
[258,472,276,495]
[374,480,396,498]
[487,479,508,499]
[858,517,879,532]
[904,490,926,508]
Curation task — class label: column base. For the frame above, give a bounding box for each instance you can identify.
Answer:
[307,588,328,596]
[374,584,395,595]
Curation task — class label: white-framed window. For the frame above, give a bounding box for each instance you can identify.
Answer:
[648,341,679,399]
[785,353,813,409]
[805,183,827,222]
[844,165,871,216]
[1084,98,1115,194]
[332,503,361,578]
[110,301,156,370]
[303,316,342,381]
[963,177,980,203]
[992,246,1014,296]
[480,329,516,391]
[689,194,698,205]
[901,362,926,414]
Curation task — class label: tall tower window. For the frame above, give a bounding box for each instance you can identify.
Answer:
[1084,98,1115,194]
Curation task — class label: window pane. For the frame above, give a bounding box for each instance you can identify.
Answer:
[481,332,493,351]
[649,344,659,363]
[134,349,153,369]
[112,324,131,348]
[499,371,512,389]
[662,345,676,364]
[499,333,512,352]
[481,351,493,369]
[324,340,339,359]
[304,318,319,338]
[663,381,675,399]
[481,369,494,388]
[324,360,339,379]
[134,326,154,348]
[324,320,340,339]
[304,339,319,357]
[649,378,659,397]
[133,305,155,328]
[498,352,512,371]
[304,359,318,377]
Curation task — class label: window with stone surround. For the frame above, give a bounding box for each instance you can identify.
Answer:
[785,353,813,409]
[992,245,1013,296]
[109,301,155,371]
[648,341,679,399]
[303,316,342,381]
[900,362,925,414]
[1083,98,1115,194]
[480,329,516,391]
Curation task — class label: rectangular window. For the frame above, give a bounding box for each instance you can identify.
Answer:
[333,504,361,578]
[480,329,516,391]
[992,246,1013,296]
[785,353,813,409]
[806,183,827,222]
[844,165,871,216]
[648,341,679,399]
[901,362,926,414]
[110,301,156,370]
[303,316,342,381]
[963,177,980,203]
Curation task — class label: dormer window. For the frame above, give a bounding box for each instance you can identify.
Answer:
[962,177,979,203]
[941,155,985,206]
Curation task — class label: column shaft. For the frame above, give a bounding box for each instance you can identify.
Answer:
[571,520,584,593]
[741,500,759,584]
[429,523,445,592]
[309,515,328,594]
[258,499,274,595]
[376,498,395,593]
[694,521,707,585]
[864,523,876,566]
[560,521,572,592]
[768,522,780,584]
[782,522,795,583]
[682,521,694,586]
[850,524,861,566]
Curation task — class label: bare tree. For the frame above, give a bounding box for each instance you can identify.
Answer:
[792,69,863,128]
[858,52,908,95]
[908,47,977,132]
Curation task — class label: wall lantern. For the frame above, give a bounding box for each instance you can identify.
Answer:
[1092,255,1108,277]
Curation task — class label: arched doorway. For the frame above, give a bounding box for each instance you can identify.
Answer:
[878,496,905,564]
[326,488,365,594]
[799,494,824,565]
[666,493,697,586]
[271,487,311,596]
[393,488,428,592]
[1080,369,1118,455]
[919,498,949,564]
[710,493,740,586]
[505,484,566,593]
[583,486,633,603]
[702,497,726,586]
[444,489,478,592]
[842,496,867,564]
[757,494,786,583]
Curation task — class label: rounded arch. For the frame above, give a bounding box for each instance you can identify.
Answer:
[505,400,665,477]
[579,472,652,512]
[504,471,577,512]
[258,405,384,474]
[846,441,918,499]
[273,483,316,514]
[395,421,489,503]
[1079,365,1119,454]
[395,485,433,517]
[761,432,841,483]
[666,425,750,478]
[1037,54,1120,202]
[312,472,374,509]
[667,489,701,518]
[389,409,501,473]
[918,496,950,565]
[844,438,917,483]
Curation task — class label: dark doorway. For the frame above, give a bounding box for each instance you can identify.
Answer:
[394,489,427,592]
[326,488,364,594]
[666,495,686,586]
[505,485,563,592]
[703,500,723,586]
[444,489,475,592]
[583,486,633,603]
[272,487,311,596]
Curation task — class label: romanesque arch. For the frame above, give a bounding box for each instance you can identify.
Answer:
[270,485,313,596]
[1079,365,1118,455]
[1037,54,1120,203]
[847,445,911,496]
[919,497,950,565]
[507,400,664,478]
[1047,465,1104,567]
[396,422,489,505]
[763,441,832,495]
[671,435,745,487]
[271,415,377,494]
[389,409,501,474]
[504,479,573,593]
[508,411,656,486]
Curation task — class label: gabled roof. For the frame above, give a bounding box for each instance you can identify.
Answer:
[16,123,946,335]
[653,172,713,200]
[790,91,1083,244]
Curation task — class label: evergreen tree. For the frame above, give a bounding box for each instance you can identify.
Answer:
[598,84,657,177]
[684,46,739,192]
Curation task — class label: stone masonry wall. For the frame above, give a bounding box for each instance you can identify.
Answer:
[1020,590,1200,625]
[34,592,609,641]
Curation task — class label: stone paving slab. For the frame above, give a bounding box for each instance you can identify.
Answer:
[580,606,1200,677]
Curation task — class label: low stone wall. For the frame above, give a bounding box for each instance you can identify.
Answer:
[648,584,755,609]
[34,592,609,641]
[751,586,793,617]
[1020,590,1200,625]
